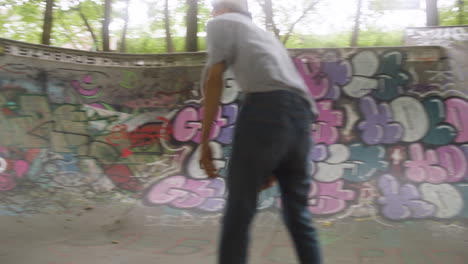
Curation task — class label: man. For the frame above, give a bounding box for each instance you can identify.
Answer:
[199,1,322,263]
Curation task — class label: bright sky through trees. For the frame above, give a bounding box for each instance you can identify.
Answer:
[117,0,457,37]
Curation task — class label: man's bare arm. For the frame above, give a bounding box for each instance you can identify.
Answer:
[200,62,226,178]
[201,62,226,144]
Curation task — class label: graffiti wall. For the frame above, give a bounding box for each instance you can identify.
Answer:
[0,38,467,224]
[405,26,468,93]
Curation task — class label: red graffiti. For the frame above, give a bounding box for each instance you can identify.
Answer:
[105,117,172,157]
[2,107,16,116]
[103,165,143,192]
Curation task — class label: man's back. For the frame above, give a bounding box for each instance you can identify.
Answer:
[206,13,317,114]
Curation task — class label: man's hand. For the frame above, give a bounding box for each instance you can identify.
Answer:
[200,142,219,179]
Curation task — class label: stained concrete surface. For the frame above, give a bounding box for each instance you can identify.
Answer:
[1,201,467,264]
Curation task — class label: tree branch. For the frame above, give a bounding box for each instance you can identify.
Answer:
[282,0,320,45]
[72,4,100,51]
[259,0,281,38]
[120,0,130,52]
[57,19,80,49]
[255,0,269,30]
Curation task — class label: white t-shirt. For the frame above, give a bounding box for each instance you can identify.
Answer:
[204,12,318,115]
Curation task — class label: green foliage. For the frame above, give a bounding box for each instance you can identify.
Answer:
[0,0,43,43]
[125,35,206,54]
[198,0,211,33]
[440,1,468,26]
[1,0,460,53]
[53,0,104,50]
[285,28,403,49]
[358,28,404,47]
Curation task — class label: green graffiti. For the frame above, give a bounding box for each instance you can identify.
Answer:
[120,71,138,89]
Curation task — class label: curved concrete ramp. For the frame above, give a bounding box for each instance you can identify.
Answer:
[0,38,467,264]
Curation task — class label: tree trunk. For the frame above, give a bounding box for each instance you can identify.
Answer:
[164,0,175,53]
[41,0,55,45]
[102,0,112,52]
[458,0,465,24]
[186,0,198,52]
[263,0,280,39]
[426,0,439,26]
[120,0,130,52]
[351,0,363,47]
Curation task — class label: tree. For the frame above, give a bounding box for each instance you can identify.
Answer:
[426,0,439,26]
[351,0,363,46]
[262,0,280,38]
[119,0,130,52]
[164,0,175,53]
[103,0,112,51]
[71,1,101,50]
[42,0,55,45]
[255,0,320,45]
[440,0,468,25]
[458,0,465,24]
[0,1,44,44]
[186,0,198,52]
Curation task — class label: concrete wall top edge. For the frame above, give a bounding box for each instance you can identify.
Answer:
[0,37,448,68]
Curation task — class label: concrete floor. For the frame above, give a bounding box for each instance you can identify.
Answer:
[1,202,467,264]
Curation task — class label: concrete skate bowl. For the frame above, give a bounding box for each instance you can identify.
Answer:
[0,38,467,264]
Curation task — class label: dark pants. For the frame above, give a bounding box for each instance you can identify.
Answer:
[218,90,322,264]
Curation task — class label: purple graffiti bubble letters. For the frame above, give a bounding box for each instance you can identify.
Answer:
[308,180,356,215]
[216,104,238,145]
[378,174,435,220]
[321,51,352,100]
[199,178,226,212]
[358,96,403,145]
[310,144,328,162]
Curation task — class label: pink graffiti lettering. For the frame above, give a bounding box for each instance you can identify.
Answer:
[307,180,356,215]
[172,105,231,143]
[436,146,467,183]
[13,160,29,178]
[146,176,226,212]
[445,98,468,143]
[0,173,16,191]
[294,54,329,99]
[312,100,344,145]
[172,107,199,142]
[0,158,29,191]
[405,144,447,184]
[71,75,101,97]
